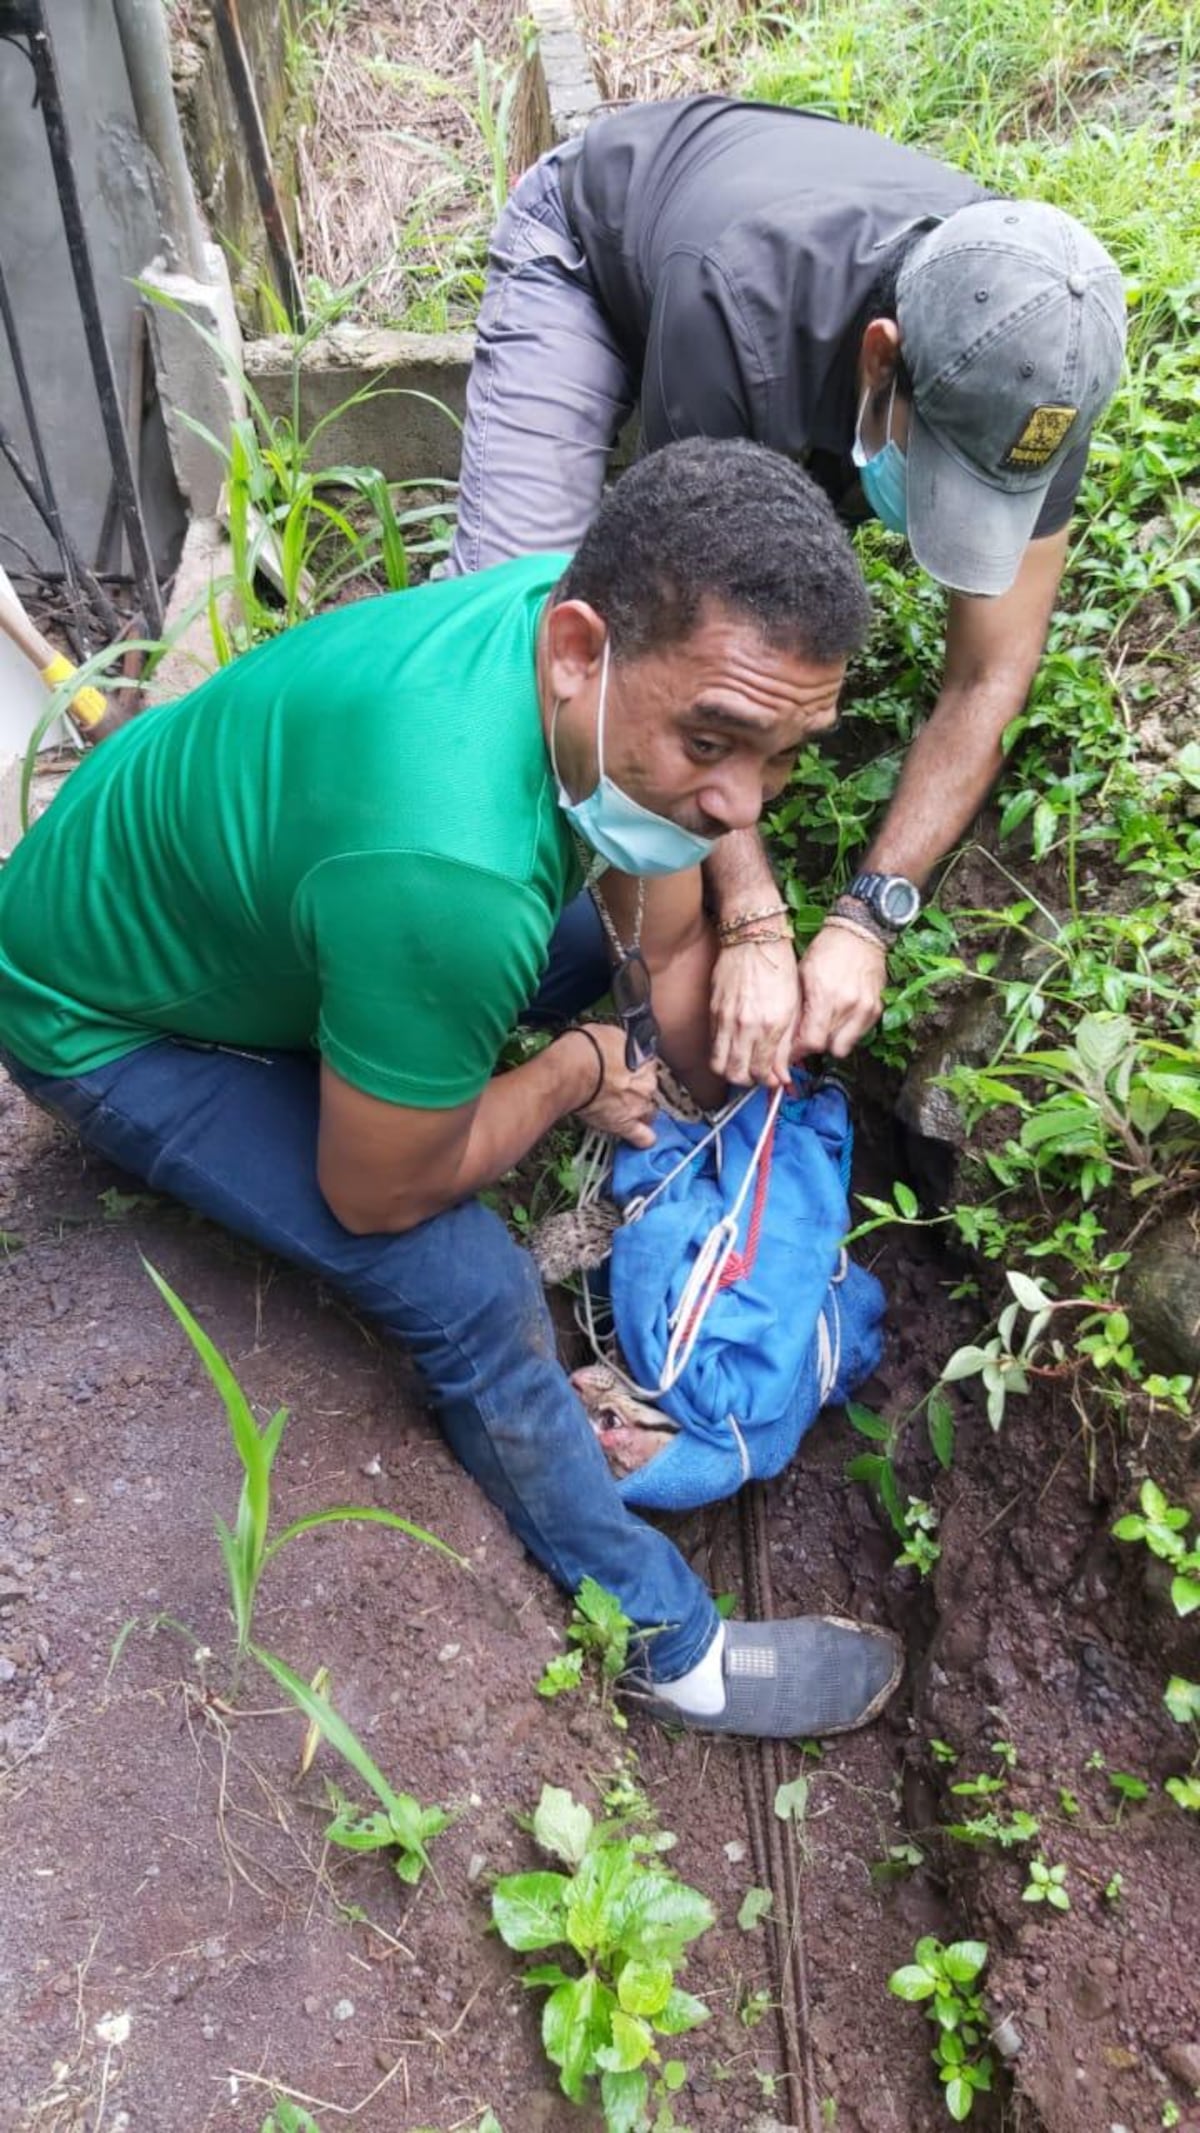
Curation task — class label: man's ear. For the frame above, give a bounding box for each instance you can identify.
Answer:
[859,317,903,394]
[544,599,607,704]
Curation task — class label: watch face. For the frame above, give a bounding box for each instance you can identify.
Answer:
[878,877,921,927]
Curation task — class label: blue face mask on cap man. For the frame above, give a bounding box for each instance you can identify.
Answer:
[852,375,909,536]
[550,636,720,876]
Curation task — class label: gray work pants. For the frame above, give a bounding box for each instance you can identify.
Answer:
[446,152,637,574]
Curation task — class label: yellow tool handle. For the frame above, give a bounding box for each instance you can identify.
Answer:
[37,651,107,731]
[0,594,108,734]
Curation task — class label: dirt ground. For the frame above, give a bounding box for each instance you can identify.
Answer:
[2,1056,1197,2133]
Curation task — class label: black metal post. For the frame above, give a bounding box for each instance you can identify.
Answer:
[0,249,94,648]
[0,411,123,640]
[22,0,164,635]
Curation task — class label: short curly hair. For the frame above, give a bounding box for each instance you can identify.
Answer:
[555,438,871,664]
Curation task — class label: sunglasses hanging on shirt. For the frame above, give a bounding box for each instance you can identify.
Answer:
[592,879,661,1070]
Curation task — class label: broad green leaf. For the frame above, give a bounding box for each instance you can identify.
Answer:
[1007,1270,1053,1313]
[662,2059,686,2090]
[609,1869,714,1963]
[1164,1677,1200,1724]
[544,1972,614,2100]
[1171,1574,1200,1617]
[894,1181,919,1218]
[617,1957,673,2017]
[522,1963,573,1989]
[575,1577,628,1637]
[325,1805,394,1852]
[652,1985,710,2036]
[595,2008,652,2072]
[533,1785,595,1869]
[254,1648,399,1816]
[926,1386,955,1469]
[599,2067,650,2133]
[940,1345,991,1382]
[945,2075,974,2121]
[941,1941,988,1984]
[774,1775,809,1824]
[888,1964,937,2000]
[567,1843,637,1956]
[1074,1013,1132,1084]
[737,1886,774,1931]
[846,1401,892,1442]
[542,1978,588,2098]
[491,1871,571,1951]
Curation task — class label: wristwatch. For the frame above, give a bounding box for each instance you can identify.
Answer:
[845,871,922,932]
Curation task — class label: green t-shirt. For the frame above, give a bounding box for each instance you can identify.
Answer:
[0,554,580,1106]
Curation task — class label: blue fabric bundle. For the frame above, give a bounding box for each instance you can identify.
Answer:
[608,1079,885,1513]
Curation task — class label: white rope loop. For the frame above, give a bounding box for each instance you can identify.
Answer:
[575,1085,785,1403]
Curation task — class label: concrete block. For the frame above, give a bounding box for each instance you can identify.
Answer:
[143,241,246,516]
[144,516,236,705]
[244,326,472,484]
[514,0,603,167]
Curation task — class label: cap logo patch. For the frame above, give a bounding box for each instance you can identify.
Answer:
[1004,404,1079,469]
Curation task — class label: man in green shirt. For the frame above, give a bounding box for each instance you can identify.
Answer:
[0,439,901,1737]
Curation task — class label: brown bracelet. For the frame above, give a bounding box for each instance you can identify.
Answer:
[717,901,791,942]
[831,894,896,948]
[719,931,791,949]
[561,1024,606,1109]
[822,913,891,956]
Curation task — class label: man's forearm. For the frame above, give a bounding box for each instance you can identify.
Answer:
[860,678,1021,885]
[416,1036,600,1222]
[702,825,779,918]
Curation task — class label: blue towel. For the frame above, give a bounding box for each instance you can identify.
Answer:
[607,1079,885,1514]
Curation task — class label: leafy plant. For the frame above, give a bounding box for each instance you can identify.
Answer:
[1113,1479,1200,1615]
[491,1784,713,2132]
[256,1648,452,1884]
[1022,1857,1070,1910]
[145,1261,461,1663]
[538,1577,636,1724]
[889,1937,994,2122]
[260,2103,322,2133]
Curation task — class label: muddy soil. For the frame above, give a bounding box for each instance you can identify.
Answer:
[2,1069,1197,2133]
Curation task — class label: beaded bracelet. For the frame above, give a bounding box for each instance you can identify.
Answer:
[716,901,791,942]
[560,1024,607,1109]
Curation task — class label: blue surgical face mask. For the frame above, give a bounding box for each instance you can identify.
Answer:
[550,638,720,877]
[852,376,909,536]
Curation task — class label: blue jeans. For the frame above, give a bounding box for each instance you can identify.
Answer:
[0,904,717,1684]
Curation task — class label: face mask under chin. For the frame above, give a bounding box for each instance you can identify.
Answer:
[549,637,720,878]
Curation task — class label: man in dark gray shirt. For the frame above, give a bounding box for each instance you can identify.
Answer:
[447,96,1126,1079]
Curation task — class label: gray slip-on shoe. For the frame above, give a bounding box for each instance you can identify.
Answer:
[638,1616,903,1739]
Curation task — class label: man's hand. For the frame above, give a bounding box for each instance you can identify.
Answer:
[793,923,887,1060]
[571,1022,660,1147]
[708,938,800,1088]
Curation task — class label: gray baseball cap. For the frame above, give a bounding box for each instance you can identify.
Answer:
[895,199,1126,595]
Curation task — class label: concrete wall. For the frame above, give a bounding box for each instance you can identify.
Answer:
[0,0,185,577]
